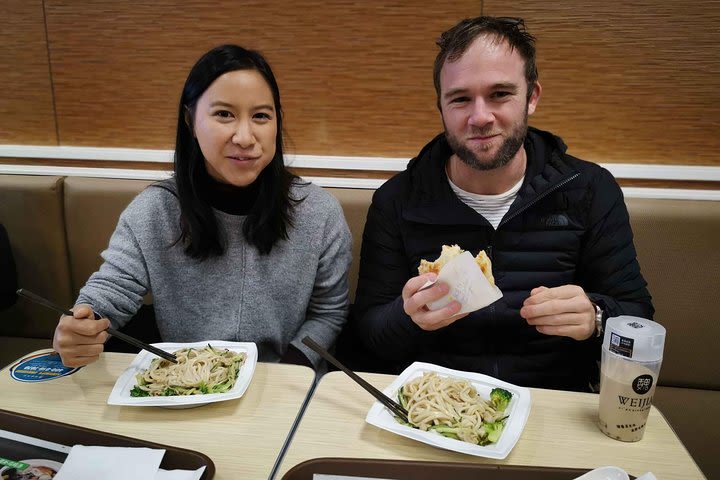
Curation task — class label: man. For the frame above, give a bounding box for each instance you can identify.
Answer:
[348,16,653,392]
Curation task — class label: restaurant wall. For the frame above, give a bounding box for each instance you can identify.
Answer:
[1,0,719,189]
[0,1,56,145]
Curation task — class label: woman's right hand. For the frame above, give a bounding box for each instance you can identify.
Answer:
[52,304,110,367]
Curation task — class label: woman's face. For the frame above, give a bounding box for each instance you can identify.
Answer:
[192,69,278,187]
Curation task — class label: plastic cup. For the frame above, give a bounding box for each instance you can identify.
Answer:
[598,316,666,442]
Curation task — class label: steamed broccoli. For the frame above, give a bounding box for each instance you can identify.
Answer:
[480,419,507,445]
[490,387,512,412]
[130,386,150,397]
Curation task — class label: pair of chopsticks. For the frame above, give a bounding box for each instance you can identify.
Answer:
[302,336,409,423]
[16,288,177,363]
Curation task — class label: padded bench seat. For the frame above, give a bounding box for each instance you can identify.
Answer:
[0,175,72,366]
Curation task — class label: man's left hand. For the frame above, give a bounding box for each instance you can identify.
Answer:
[520,285,595,341]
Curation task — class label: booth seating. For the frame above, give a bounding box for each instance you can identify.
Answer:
[0,174,718,478]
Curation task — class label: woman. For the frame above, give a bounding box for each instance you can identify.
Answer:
[52,45,351,369]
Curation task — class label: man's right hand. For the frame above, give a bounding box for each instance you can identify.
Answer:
[52,304,110,367]
[402,273,468,330]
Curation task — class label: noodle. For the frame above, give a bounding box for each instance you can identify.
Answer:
[130,345,246,397]
[397,372,510,445]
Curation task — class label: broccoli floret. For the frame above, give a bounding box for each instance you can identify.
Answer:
[490,387,512,412]
[130,386,149,397]
[480,420,506,445]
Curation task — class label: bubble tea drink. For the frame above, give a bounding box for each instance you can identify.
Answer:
[598,316,666,442]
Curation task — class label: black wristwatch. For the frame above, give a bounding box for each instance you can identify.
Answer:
[592,302,604,338]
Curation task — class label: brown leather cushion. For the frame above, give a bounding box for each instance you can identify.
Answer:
[654,386,720,479]
[63,176,153,297]
[325,187,374,303]
[627,198,720,389]
[0,175,72,340]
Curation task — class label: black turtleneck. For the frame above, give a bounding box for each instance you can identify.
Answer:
[199,174,260,216]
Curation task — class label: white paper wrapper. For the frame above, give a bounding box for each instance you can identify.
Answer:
[54,446,164,480]
[54,446,206,480]
[424,251,503,314]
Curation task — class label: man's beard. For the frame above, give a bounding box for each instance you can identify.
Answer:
[445,112,528,171]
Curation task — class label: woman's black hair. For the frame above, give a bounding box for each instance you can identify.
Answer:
[174,44,298,258]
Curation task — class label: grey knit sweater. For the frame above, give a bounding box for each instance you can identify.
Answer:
[77,179,351,368]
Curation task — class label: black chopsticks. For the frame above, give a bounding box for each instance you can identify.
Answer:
[302,336,409,423]
[16,288,177,364]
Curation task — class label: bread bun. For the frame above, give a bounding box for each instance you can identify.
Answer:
[418,244,495,286]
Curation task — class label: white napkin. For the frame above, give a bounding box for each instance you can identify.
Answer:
[54,445,164,480]
[54,445,206,480]
[572,465,630,480]
[424,251,503,314]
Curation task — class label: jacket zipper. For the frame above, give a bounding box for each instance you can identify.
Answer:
[498,173,580,229]
[488,172,579,378]
[486,240,499,377]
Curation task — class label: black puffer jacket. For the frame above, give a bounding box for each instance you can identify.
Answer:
[350,127,654,392]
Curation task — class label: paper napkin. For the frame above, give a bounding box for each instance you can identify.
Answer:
[54,445,165,480]
[54,445,206,480]
[425,251,503,314]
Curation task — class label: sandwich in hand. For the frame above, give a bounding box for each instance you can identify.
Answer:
[418,244,495,286]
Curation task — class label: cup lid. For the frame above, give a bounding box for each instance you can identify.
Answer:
[602,316,666,362]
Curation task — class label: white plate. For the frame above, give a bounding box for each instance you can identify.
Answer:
[365,362,531,459]
[107,341,258,408]
[574,466,630,480]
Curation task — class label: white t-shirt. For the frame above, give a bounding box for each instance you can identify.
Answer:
[447,175,524,229]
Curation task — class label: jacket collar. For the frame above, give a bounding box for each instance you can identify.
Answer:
[403,127,579,226]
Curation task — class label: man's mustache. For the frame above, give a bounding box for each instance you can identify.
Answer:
[467,128,498,137]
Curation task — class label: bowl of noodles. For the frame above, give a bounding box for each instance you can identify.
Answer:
[365,362,531,459]
[107,341,258,408]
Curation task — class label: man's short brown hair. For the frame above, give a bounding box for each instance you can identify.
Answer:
[433,16,538,104]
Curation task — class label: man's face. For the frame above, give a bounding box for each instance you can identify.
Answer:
[439,35,541,171]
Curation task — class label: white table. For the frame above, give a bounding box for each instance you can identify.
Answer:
[276,371,706,479]
[0,351,316,479]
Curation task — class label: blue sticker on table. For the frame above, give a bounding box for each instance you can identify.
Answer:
[10,352,79,382]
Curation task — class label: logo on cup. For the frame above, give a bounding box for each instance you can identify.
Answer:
[632,374,654,395]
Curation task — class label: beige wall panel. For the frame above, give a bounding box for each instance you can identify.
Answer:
[483,0,720,165]
[0,1,57,144]
[45,0,481,153]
